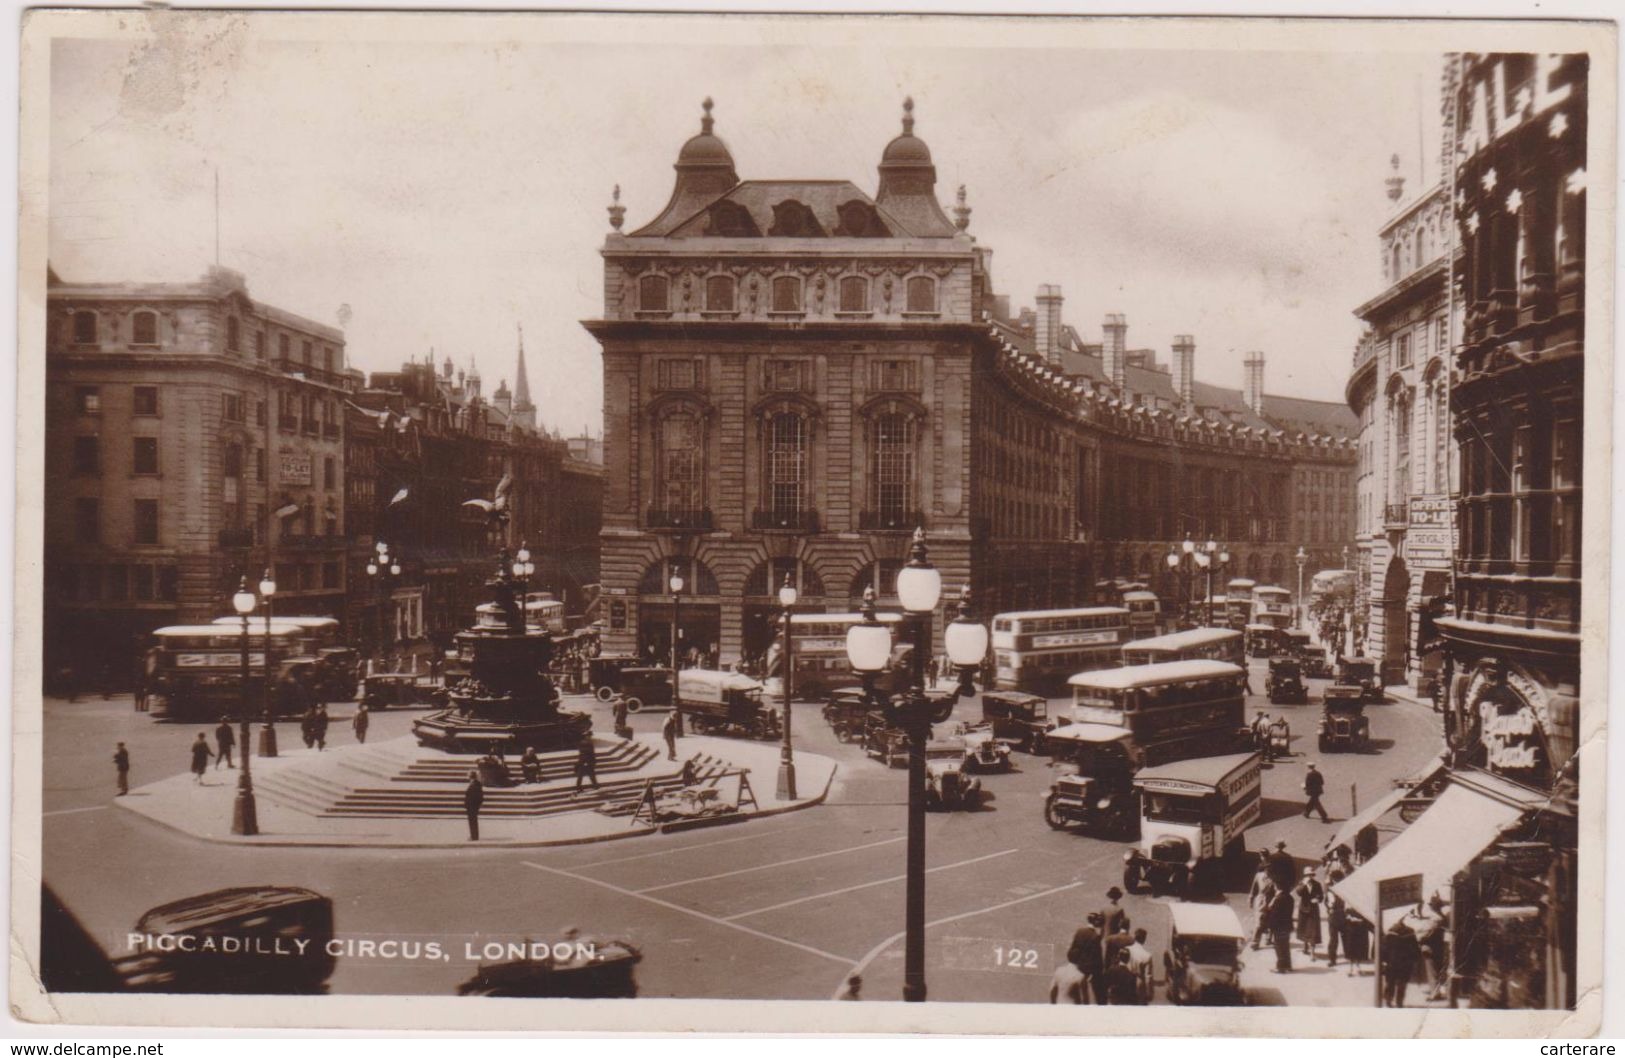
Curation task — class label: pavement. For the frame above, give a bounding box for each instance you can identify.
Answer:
[40,660,1448,1004]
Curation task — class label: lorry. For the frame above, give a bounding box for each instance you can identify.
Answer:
[1122,751,1262,898]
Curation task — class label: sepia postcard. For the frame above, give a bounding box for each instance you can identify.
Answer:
[10,6,1616,1037]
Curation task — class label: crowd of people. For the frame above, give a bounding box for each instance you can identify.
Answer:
[1050,887,1156,1005]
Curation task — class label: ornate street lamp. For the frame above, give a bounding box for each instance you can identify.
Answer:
[230,577,259,836]
[257,569,278,758]
[1295,546,1308,631]
[843,528,983,1004]
[1165,548,1186,628]
[670,565,685,733]
[776,573,798,801]
[368,541,401,665]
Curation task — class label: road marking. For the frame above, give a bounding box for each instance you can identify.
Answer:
[834,878,1087,997]
[725,848,1020,920]
[573,822,815,870]
[44,805,108,818]
[634,835,905,893]
[521,860,851,966]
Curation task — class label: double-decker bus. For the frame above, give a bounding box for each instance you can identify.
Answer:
[1223,579,1257,630]
[991,607,1130,695]
[1249,585,1293,630]
[1121,591,1163,640]
[150,624,307,719]
[1053,659,1248,768]
[782,611,906,699]
[1121,627,1245,668]
[472,592,567,634]
[1310,569,1357,602]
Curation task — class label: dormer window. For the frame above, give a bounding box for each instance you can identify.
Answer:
[640,274,670,313]
[905,276,937,313]
[707,200,759,237]
[835,200,888,238]
[705,275,736,312]
[768,200,824,237]
[131,310,158,346]
[771,276,803,314]
[838,276,870,313]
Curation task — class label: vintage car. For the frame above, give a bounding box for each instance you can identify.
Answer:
[615,667,674,713]
[1335,656,1383,703]
[1042,765,1137,838]
[955,725,1014,772]
[362,672,444,710]
[1278,630,1325,676]
[1245,624,1279,659]
[823,688,873,743]
[457,933,641,998]
[588,654,642,702]
[1318,684,1371,751]
[980,690,1062,754]
[863,710,911,768]
[124,886,336,994]
[676,670,781,740]
[1163,901,1248,1006]
[1265,657,1309,705]
[923,739,982,810]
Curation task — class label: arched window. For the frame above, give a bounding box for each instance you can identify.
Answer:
[656,409,704,514]
[639,557,719,596]
[705,275,736,312]
[1391,242,1403,282]
[639,274,670,312]
[771,276,802,313]
[226,315,241,353]
[1391,384,1413,506]
[766,412,808,516]
[744,558,825,598]
[131,310,159,346]
[905,276,937,313]
[868,412,916,521]
[838,276,869,313]
[72,310,97,345]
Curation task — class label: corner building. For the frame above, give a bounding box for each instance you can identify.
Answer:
[588,101,1355,664]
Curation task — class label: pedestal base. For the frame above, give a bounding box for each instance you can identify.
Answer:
[411,708,592,754]
[231,786,259,836]
[258,723,279,758]
[776,760,797,801]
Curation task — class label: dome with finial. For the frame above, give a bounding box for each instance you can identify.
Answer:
[881,97,935,167]
[677,97,736,170]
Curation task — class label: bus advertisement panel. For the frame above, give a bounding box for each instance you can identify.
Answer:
[1063,659,1248,766]
[991,607,1130,695]
[1121,627,1244,668]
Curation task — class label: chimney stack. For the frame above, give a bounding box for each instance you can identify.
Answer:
[1103,313,1128,391]
[1172,335,1195,407]
[1035,285,1064,365]
[1243,352,1265,415]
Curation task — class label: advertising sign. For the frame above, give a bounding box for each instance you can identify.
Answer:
[1378,873,1424,911]
[280,453,313,485]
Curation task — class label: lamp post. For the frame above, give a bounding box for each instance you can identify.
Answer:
[1295,546,1308,631]
[776,573,798,801]
[258,569,278,757]
[511,543,536,611]
[230,577,259,836]
[367,542,401,668]
[670,565,684,733]
[843,529,988,1003]
[1197,540,1230,626]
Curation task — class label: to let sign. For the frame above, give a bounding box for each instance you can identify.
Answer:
[280,453,313,485]
[1409,496,1453,528]
[1378,873,1423,911]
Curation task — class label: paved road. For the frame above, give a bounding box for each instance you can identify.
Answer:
[39,662,1443,1003]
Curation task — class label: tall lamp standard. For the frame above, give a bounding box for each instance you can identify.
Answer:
[1295,546,1308,631]
[511,543,536,600]
[669,565,684,733]
[367,542,401,668]
[230,577,259,836]
[258,569,278,758]
[843,530,989,1003]
[776,573,798,801]
[1198,540,1230,625]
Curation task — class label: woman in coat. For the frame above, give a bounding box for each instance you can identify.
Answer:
[1295,867,1324,958]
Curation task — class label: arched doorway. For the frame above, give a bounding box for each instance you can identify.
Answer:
[1380,555,1411,684]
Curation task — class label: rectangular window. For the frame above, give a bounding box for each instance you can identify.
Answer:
[869,414,916,519]
[279,334,291,359]
[74,497,99,544]
[133,499,159,544]
[657,359,700,391]
[223,393,244,423]
[639,274,670,313]
[72,311,98,345]
[324,456,336,489]
[767,414,807,514]
[302,340,313,365]
[132,437,159,475]
[871,359,918,392]
[771,276,802,313]
[131,312,159,346]
[72,436,99,476]
[107,564,128,602]
[323,347,335,374]
[158,566,178,601]
[705,275,735,313]
[133,386,159,416]
[76,386,100,414]
[255,331,267,360]
[1395,333,1412,368]
[763,360,806,392]
[838,276,869,313]
[1436,316,1448,354]
[905,276,937,313]
[323,561,340,589]
[132,564,154,601]
[256,399,267,427]
[256,448,266,482]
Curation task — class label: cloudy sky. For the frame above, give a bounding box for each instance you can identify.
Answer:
[48,15,1446,433]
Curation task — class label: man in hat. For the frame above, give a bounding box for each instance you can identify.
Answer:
[1103,886,1130,936]
[1068,915,1105,1005]
[1268,840,1296,891]
[214,716,235,770]
[463,770,484,841]
[113,742,130,796]
[1303,762,1330,822]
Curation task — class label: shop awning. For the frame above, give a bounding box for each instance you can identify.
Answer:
[1323,757,1449,855]
[1332,782,1525,925]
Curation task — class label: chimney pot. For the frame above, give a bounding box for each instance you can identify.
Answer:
[1035,285,1065,365]
[1102,313,1128,391]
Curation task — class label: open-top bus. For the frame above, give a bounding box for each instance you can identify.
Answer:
[1249,585,1293,630]
[991,606,1130,695]
[150,624,308,720]
[1120,627,1244,668]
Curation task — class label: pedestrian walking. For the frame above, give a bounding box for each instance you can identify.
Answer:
[836,973,862,1001]
[1381,919,1420,1007]
[352,703,370,744]
[1295,867,1324,958]
[662,710,679,761]
[214,717,236,770]
[1066,918,1104,1006]
[314,704,330,750]
[1303,762,1331,821]
[612,696,630,740]
[1325,870,1348,969]
[1103,885,1130,936]
[1268,884,1295,973]
[1267,839,1297,890]
[1127,928,1154,1004]
[464,770,484,842]
[1104,950,1142,1005]
[113,742,130,796]
[300,706,317,749]
[573,734,600,794]
[189,733,213,784]
[1048,954,1088,1004]
[1248,855,1274,950]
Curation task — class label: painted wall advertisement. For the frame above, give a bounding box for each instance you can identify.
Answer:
[1407,495,1456,568]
